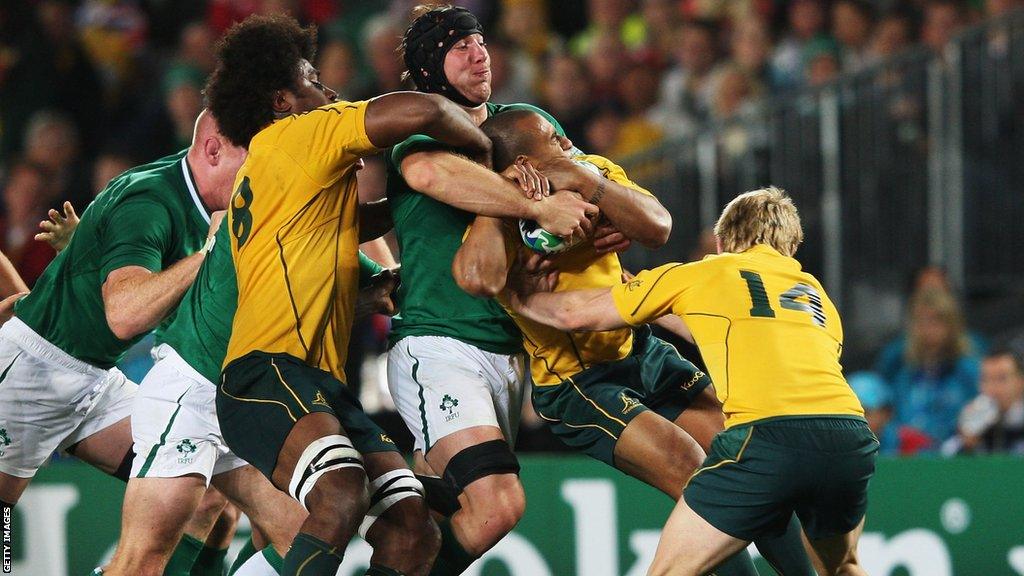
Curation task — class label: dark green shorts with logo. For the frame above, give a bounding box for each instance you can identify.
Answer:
[685,416,878,542]
[217,351,397,481]
[531,327,712,466]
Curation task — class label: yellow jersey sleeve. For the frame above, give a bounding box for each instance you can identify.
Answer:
[266,100,378,189]
[610,262,700,325]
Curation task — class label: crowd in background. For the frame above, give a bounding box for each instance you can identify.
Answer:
[2,0,1023,457]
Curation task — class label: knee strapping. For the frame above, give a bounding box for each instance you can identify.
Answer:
[358,469,425,538]
[288,435,364,509]
[443,439,519,493]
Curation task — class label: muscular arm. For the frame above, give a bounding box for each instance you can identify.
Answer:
[563,166,671,249]
[363,92,491,161]
[101,253,205,340]
[402,151,541,218]
[452,216,511,298]
[509,287,627,332]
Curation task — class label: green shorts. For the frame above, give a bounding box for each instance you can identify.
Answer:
[684,416,878,542]
[531,327,712,466]
[217,351,398,480]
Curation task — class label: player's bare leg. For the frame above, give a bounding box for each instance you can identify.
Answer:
[271,412,368,575]
[424,426,525,559]
[360,451,441,576]
[104,475,208,576]
[647,497,749,576]
[614,410,706,499]
[805,518,869,576]
[66,417,134,475]
[187,495,239,576]
[213,465,306,559]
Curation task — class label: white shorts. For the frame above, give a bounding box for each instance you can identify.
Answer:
[130,344,247,484]
[387,336,529,452]
[0,318,137,478]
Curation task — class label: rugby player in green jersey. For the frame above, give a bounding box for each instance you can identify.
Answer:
[0,111,244,574]
[384,7,635,576]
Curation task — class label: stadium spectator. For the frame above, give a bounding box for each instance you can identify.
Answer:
[584,30,630,106]
[651,19,719,136]
[487,38,536,104]
[832,0,878,73]
[570,0,646,57]
[848,371,900,455]
[868,10,917,64]
[877,288,981,453]
[922,0,969,52]
[942,347,1024,455]
[317,37,364,100]
[0,160,58,287]
[638,0,681,60]
[771,0,828,90]
[498,0,559,67]
[22,110,91,212]
[539,53,596,149]
[361,13,408,96]
[91,148,137,197]
[804,35,842,87]
[728,16,779,92]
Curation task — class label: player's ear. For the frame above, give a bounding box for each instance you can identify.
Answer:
[204,136,221,166]
[272,90,293,115]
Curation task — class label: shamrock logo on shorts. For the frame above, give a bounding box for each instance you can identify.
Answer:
[0,428,11,447]
[440,394,459,414]
[176,439,198,454]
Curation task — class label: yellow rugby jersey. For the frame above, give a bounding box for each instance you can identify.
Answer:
[224,101,377,382]
[610,244,864,427]
[500,154,652,386]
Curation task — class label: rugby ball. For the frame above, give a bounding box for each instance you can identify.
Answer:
[518,219,579,254]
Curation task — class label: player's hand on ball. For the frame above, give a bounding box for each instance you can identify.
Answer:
[529,190,598,240]
[502,157,550,200]
[593,219,631,254]
[535,156,588,193]
[508,252,558,298]
[35,201,80,252]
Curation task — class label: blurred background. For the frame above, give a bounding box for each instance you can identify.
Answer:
[3,0,1024,574]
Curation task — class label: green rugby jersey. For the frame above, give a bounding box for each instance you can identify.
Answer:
[158,227,385,384]
[385,102,566,354]
[15,150,214,369]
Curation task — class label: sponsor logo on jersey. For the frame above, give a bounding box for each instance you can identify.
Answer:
[380,433,394,445]
[682,371,706,391]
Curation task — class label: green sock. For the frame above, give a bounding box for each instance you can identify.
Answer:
[365,566,405,576]
[227,538,258,576]
[712,548,759,576]
[282,533,343,576]
[427,520,476,576]
[166,534,205,576]
[190,544,229,576]
[753,515,816,576]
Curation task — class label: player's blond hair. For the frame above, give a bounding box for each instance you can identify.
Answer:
[714,186,803,256]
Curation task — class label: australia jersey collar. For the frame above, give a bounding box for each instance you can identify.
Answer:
[181,156,212,225]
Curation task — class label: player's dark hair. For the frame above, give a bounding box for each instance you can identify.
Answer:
[987,346,1024,375]
[480,109,542,171]
[204,14,318,147]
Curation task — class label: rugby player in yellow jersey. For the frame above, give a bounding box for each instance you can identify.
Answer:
[507,187,877,576]
[203,15,494,576]
[455,111,817,576]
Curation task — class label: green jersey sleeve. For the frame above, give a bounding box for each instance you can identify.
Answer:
[389,134,450,175]
[99,195,174,280]
[358,251,384,288]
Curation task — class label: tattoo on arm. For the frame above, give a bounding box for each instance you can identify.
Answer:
[590,179,607,206]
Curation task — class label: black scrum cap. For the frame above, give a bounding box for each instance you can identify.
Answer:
[402,6,484,107]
